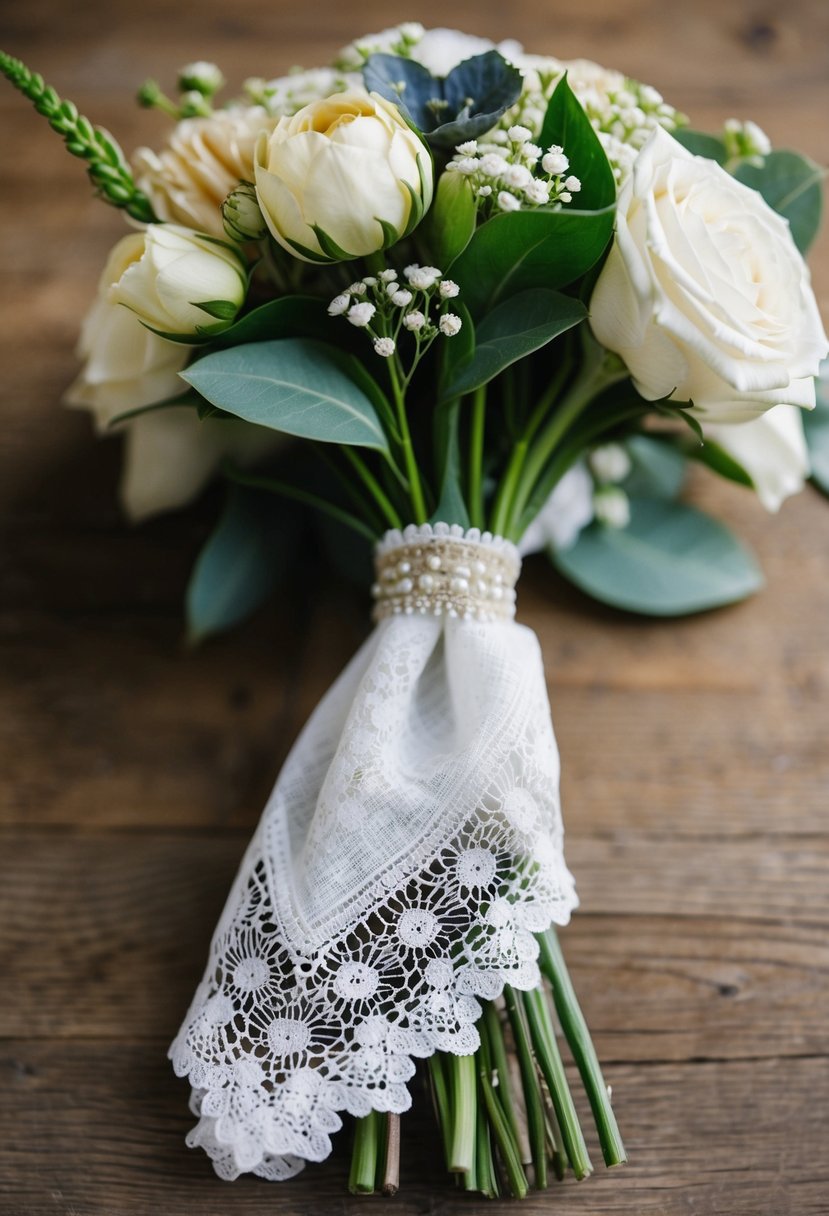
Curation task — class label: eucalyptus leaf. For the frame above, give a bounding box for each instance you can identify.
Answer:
[451,205,614,316]
[734,150,825,254]
[538,75,616,210]
[623,435,687,499]
[181,338,389,451]
[186,485,295,643]
[444,289,586,398]
[673,128,728,164]
[363,50,522,148]
[553,497,764,615]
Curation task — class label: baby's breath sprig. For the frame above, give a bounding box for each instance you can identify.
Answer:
[446,127,582,215]
[0,51,157,223]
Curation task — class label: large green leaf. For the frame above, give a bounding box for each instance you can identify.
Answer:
[623,435,687,499]
[443,289,586,399]
[538,75,616,211]
[735,150,825,254]
[451,205,614,317]
[181,338,389,451]
[186,486,295,643]
[553,497,763,615]
[673,128,728,164]
[804,365,829,495]
[211,295,332,347]
[430,400,470,527]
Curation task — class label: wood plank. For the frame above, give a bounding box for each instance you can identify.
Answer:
[1,1044,827,1216]
[2,833,827,1058]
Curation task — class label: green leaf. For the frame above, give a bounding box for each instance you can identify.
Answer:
[803,367,829,495]
[451,205,615,317]
[538,74,616,211]
[186,485,296,643]
[430,400,470,527]
[553,497,763,616]
[444,289,586,399]
[690,438,754,488]
[424,169,477,268]
[734,150,825,254]
[180,338,389,451]
[673,128,728,164]
[211,296,331,346]
[623,435,687,499]
[195,298,240,322]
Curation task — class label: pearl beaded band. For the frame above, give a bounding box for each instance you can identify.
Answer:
[372,523,521,623]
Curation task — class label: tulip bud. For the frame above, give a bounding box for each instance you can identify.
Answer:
[107,224,246,337]
[222,181,268,242]
[254,88,433,263]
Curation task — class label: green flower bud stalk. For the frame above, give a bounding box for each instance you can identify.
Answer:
[222,181,268,243]
[178,89,213,119]
[0,51,157,222]
[177,61,225,97]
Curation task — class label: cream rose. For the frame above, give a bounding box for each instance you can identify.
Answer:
[66,236,278,521]
[133,108,274,237]
[705,406,810,512]
[108,225,246,336]
[590,127,827,423]
[254,89,433,262]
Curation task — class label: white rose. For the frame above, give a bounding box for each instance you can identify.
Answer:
[590,127,828,423]
[108,225,246,336]
[704,405,810,512]
[133,108,274,237]
[254,89,433,262]
[66,236,279,521]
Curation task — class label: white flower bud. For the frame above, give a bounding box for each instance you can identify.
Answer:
[391,289,413,306]
[439,313,462,336]
[385,281,401,296]
[347,302,376,327]
[521,142,542,163]
[564,175,582,193]
[507,124,532,142]
[379,268,398,282]
[593,486,631,529]
[589,443,632,484]
[439,280,459,299]
[406,266,441,290]
[328,293,351,316]
[177,61,225,96]
[456,139,478,155]
[501,163,532,189]
[479,152,508,177]
[373,336,396,357]
[559,191,572,203]
[454,157,480,175]
[542,148,569,175]
[222,181,268,243]
[497,191,521,212]
[362,276,378,287]
[403,310,426,331]
[524,179,551,205]
[477,185,492,197]
[348,281,367,295]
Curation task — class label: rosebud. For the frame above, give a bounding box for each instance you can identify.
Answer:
[222,181,268,242]
[107,224,246,337]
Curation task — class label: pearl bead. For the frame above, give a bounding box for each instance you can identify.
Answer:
[397,560,411,575]
[427,554,441,570]
[473,559,486,575]
[450,576,469,593]
[455,564,471,578]
[397,577,413,593]
[418,573,435,591]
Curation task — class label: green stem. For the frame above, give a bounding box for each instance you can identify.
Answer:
[0,51,156,222]
[468,384,487,529]
[387,358,428,524]
[483,1001,522,1151]
[538,929,627,1167]
[504,986,548,1189]
[448,1054,477,1173]
[221,464,377,542]
[341,448,402,529]
[348,1112,379,1195]
[478,1010,529,1197]
[428,1055,453,1168]
[522,988,593,1180]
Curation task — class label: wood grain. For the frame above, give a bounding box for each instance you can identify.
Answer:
[1,0,828,1213]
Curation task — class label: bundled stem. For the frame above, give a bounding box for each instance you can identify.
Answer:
[0,52,156,222]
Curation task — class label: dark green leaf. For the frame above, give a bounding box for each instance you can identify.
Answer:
[734,150,825,254]
[538,75,616,210]
[623,435,687,499]
[195,298,240,321]
[553,497,763,616]
[451,205,614,317]
[430,400,470,527]
[211,296,332,346]
[186,485,295,643]
[444,289,586,398]
[690,438,754,488]
[672,128,728,164]
[180,338,389,451]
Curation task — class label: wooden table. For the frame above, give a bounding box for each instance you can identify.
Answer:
[1,1,828,1212]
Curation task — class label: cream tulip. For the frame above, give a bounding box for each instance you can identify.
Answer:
[254,89,433,262]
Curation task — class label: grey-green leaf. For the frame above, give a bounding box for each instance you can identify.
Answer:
[553,497,764,616]
[734,150,825,254]
[623,435,687,499]
[444,289,586,399]
[181,338,389,451]
[673,128,728,164]
[186,486,296,643]
[804,365,829,495]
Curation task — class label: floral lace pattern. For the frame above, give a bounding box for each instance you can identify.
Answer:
[171,533,578,1181]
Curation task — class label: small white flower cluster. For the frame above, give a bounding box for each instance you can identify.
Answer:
[589,443,632,529]
[245,67,359,117]
[334,22,425,71]
[328,264,462,359]
[446,128,582,214]
[722,118,772,166]
[500,56,685,185]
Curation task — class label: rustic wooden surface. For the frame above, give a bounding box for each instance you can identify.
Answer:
[1,1,828,1213]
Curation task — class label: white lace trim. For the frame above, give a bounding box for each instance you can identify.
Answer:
[171,534,578,1181]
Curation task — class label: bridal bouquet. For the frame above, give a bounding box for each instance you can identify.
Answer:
[3,22,827,1198]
